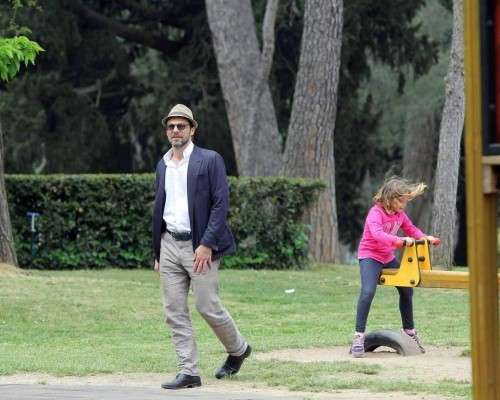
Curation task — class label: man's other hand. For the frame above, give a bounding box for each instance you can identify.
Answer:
[194,245,212,274]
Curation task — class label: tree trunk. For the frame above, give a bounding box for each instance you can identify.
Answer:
[431,0,464,268]
[205,0,282,176]
[0,118,18,266]
[282,0,343,263]
[403,110,439,232]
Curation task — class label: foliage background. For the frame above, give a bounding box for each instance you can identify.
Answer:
[0,0,454,254]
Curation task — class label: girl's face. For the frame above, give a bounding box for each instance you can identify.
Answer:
[389,195,409,213]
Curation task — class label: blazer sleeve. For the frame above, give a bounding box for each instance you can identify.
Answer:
[154,163,160,192]
[153,160,164,262]
[200,152,229,249]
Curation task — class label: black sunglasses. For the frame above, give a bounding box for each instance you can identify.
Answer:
[166,123,189,132]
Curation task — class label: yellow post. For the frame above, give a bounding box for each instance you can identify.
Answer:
[464,0,500,398]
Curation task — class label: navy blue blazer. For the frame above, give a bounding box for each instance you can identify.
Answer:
[152,145,236,262]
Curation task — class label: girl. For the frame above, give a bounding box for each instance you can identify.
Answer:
[350,176,439,358]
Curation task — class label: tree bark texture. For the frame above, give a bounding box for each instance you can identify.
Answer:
[431,0,464,268]
[403,110,439,232]
[245,0,279,172]
[0,118,18,266]
[206,0,282,176]
[282,0,343,262]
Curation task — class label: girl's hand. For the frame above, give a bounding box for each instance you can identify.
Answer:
[395,237,415,248]
[424,235,441,245]
[402,237,415,246]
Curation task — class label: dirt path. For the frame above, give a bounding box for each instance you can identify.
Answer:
[256,345,471,383]
[0,346,469,400]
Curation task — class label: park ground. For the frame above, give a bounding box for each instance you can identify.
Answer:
[0,263,471,399]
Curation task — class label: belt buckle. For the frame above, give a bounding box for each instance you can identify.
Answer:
[170,230,191,241]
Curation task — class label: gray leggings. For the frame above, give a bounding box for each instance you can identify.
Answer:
[355,258,414,333]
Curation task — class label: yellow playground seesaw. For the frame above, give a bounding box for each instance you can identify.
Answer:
[379,238,500,289]
[363,239,500,356]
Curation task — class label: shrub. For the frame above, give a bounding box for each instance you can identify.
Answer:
[6,174,324,270]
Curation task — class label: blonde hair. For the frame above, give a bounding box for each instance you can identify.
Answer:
[373,176,427,211]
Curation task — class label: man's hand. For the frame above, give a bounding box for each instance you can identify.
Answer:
[194,245,213,274]
[154,260,159,273]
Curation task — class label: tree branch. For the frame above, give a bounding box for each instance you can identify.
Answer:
[63,0,187,54]
[113,0,160,19]
[260,0,279,85]
[111,0,186,29]
[243,0,279,169]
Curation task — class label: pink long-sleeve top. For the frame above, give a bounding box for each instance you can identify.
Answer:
[357,204,424,264]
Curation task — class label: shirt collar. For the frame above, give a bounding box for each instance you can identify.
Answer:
[163,141,194,164]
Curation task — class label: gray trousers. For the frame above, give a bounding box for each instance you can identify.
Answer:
[159,233,247,376]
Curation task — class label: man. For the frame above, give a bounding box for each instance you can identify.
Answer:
[152,104,251,390]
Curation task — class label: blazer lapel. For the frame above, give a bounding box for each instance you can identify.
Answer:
[187,146,202,227]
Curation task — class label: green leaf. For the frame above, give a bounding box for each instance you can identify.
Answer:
[0,35,43,81]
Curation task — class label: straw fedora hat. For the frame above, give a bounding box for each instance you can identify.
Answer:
[161,104,198,129]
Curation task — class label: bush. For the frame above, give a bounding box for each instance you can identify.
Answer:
[6,174,324,270]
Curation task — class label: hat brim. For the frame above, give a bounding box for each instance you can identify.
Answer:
[161,112,198,129]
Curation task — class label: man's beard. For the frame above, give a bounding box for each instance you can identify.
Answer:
[170,137,190,148]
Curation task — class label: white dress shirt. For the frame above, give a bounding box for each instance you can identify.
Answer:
[162,141,193,233]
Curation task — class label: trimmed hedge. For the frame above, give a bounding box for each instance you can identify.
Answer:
[6,174,324,270]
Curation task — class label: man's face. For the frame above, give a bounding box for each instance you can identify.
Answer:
[165,117,195,148]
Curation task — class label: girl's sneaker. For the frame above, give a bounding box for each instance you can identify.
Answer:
[350,333,365,358]
[402,329,425,353]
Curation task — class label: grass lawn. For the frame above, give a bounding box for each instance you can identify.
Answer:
[0,265,471,398]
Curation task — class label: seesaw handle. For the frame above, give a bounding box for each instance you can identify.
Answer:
[395,238,440,248]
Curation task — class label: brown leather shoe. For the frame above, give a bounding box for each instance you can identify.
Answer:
[161,373,201,390]
[215,344,252,379]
